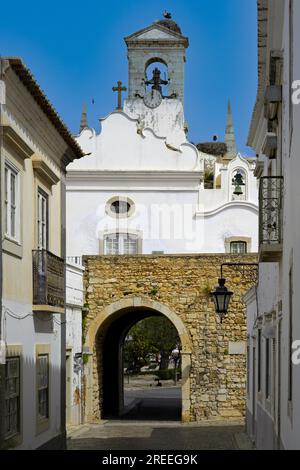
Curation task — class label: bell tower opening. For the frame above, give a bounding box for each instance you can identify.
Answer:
[144,59,169,97]
[124,13,189,103]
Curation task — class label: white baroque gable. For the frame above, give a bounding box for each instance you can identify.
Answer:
[68,111,201,172]
[124,98,186,148]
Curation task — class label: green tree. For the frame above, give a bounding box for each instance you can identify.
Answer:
[124,316,180,372]
[123,322,151,371]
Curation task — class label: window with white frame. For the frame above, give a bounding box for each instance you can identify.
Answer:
[104,233,139,255]
[230,241,247,254]
[4,162,19,241]
[37,354,49,421]
[37,188,48,250]
[5,357,20,438]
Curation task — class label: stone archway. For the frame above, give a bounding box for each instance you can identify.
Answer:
[82,254,257,423]
[84,297,192,423]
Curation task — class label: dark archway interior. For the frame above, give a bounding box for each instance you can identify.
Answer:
[97,307,181,420]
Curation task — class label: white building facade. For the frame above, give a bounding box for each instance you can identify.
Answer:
[0,58,83,449]
[245,0,300,450]
[66,260,84,426]
[66,18,259,259]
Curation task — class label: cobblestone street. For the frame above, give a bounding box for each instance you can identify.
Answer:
[67,421,254,450]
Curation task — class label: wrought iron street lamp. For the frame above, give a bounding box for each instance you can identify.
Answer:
[211,278,233,320]
[211,263,258,320]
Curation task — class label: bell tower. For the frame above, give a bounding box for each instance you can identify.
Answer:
[124,14,189,104]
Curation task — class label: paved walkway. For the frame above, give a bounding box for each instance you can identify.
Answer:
[123,387,181,421]
[124,374,179,390]
[67,421,254,450]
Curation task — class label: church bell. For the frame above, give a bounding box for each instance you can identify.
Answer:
[232,172,245,196]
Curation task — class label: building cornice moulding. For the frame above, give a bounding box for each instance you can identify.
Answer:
[32,154,60,186]
[243,286,257,305]
[124,23,189,47]
[67,170,202,183]
[195,201,258,218]
[247,0,269,147]
[2,124,34,159]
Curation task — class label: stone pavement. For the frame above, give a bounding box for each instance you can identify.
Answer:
[124,374,179,390]
[123,387,181,421]
[67,421,254,450]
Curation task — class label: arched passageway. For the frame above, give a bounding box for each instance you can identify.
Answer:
[84,298,192,423]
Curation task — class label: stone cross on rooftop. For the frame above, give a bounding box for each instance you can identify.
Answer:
[112,81,127,111]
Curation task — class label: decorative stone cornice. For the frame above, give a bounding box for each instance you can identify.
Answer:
[124,23,189,48]
[67,170,201,180]
[243,286,257,305]
[254,160,264,178]
[195,201,258,218]
[2,56,84,162]
[2,125,34,159]
[247,0,269,147]
[66,170,202,191]
[32,154,60,186]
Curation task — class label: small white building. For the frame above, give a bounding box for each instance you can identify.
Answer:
[245,0,300,450]
[66,259,84,426]
[66,17,258,259]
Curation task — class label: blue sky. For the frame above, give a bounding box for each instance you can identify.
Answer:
[0,0,257,154]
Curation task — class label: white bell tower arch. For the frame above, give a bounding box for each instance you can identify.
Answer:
[124,15,189,104]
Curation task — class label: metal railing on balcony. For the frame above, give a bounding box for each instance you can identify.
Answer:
[259,176,283,246]
[33,250,65,308]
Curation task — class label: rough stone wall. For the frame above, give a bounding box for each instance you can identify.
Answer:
[83,254,257,422]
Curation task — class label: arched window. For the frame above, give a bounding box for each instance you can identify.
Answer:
[144,59,169,97]
[104,233,139,255]
[231,169,247,201]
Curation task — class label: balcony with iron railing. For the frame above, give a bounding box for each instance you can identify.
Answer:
[259,176,283,262]
[32,250,65,313]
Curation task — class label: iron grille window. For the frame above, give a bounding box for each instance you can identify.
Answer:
[259,177,283,245]
[5,357,20,438]
[230,241,247,254]
[37,354,49,421]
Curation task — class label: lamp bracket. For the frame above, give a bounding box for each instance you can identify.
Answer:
[220,263,258,284]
